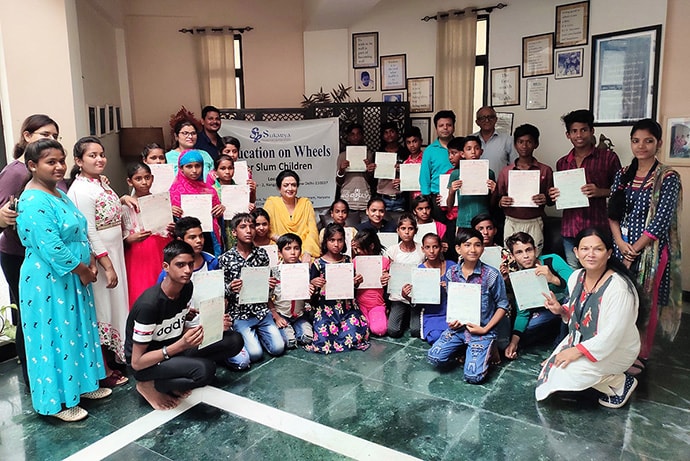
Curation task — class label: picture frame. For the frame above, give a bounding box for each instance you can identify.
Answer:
[410,117,431,146]
[522,33,554,77]
[555,1,589,48]
[663,116,690,165]
[354,68,376,91]
[115,107,122,132]
[108,105,115,133]
[495,112,514,135]
[491,66,520,107]
[88,106,97,136]
[380,54,407,91]
[98,106,106,137]
[407,76,434,113]
[352,32,378,68]
[555,48,584,79]
[382,91,405,103]
[590,25,661,126]
[526,77,548,110]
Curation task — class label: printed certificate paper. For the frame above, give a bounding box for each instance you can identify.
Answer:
[137,192,173,235]
[414,222,437,244]
[553,168,588,210]
[446,282,481,325]
[374,152,397,179]
[438,173,451,203]
[480,246,503,270]
[388,263,414,296]
[346,146,367,172]
[411,267,440,304]
[278,263,311,300]
[181,194,213,232]
[459,160,489,195]
[378,232,398,250]
[233,161,250,186]
[149,163,175,195]
[355,255,383,289]
[197,297,224,349]
[191,270,225,305]
[325,263,354,300]
[399,163,421,191]
[260,244,279,268]
[508,170,540,207]
[509,268,549,310]
[221,184,250,220]
[239,266,270,304]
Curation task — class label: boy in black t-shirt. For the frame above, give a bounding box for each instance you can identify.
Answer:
[126,241,243,410]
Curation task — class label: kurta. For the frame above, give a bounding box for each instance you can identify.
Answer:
[535,270,640,401]
[263,195,321,258]
[68,176,129,362]
[17,190,105,415]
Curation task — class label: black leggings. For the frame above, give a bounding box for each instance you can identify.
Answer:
[1,251,29,388]
[131,330,243,394]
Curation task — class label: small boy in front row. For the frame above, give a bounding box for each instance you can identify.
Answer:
[270,233,314,349]
[219,213,285,364]
[427,228,509,384]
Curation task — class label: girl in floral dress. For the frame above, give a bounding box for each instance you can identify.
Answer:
[306,223,369,353]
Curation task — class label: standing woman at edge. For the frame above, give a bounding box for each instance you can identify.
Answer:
[608,118,682,375]
[0,114,62,390]
[17,139,110,421]
[67,136,129,387]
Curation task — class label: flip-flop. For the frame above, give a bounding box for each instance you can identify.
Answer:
[100,371,129,388]
[52,406,88,422]
[81,387,113,400]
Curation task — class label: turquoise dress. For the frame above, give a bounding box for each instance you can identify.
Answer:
[17,189,105,415]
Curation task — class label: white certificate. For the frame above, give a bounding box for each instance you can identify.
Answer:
[438,173,451,203]
[374,152,397,180]
[553,168,588,210]
[411,267,440,304]
[278,263,311,301]
[346,146,367,172]
[459,160,490,195]
[378,232,398,250]
[239,266,270,304]
[414,222,437,244]
[191,269,225,305]
[325,263,354,300]
[137,192,172,235]
[480,246,503,270]
[399,163,421,191]
[446,282,481,325]
[343,227,355,258]
[149,163,175,195]
[221,184,250,220]
[355,255,382,289]
[508,170,540,207]
[260,244,279,268]
[388,263,414,296]
[181,194,213,232]
[233,161,250,185]
[509,268,549,310]
[197,297,225,349]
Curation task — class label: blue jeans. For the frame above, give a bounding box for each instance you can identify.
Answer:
[278,314,314,348]
[520,308,562,348]
[428,328,495,384]
[233,314,285,362]
[562,237,580,269]
[381,194,406,212]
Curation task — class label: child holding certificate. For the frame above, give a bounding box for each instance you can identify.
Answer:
[219,213,285,364]
[384,213,425,337]
[504,232,573,360]
[319,199,358,245]
[417,234,455,345]
[412,195,447,252]
[307,223,370,353]
[402,126,424,203]
[141,143,166,164]
[269,233,314,349]
[122,162,173,309]
[427,228,510,384]
[351,230,390,336]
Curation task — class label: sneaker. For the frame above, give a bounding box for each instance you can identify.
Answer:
[81,387,113,400]
[52,406,88,422]
[598,374,638,409]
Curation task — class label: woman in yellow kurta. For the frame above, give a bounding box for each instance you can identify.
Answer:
[263,169,321,261]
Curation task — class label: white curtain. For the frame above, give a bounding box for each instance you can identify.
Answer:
[194,30,237,108]
[436,10,477,135]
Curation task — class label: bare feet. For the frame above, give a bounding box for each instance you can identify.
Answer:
[136,381,180,410]
[489,345,502,365]
[171,389,192,399]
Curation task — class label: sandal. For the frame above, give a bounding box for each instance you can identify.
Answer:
[100,370,129,388]
[52,406,88,422]
[626,357,647,376]
[81,387,113,400]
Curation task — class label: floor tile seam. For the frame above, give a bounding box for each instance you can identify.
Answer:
[634,397,690,414]
[620,449,666,461]
[621,404,634,458]
[279,353,372,379]
[440,411,480,461]
[126,441,176,461]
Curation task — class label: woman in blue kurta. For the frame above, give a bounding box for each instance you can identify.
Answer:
[17,139,108,421]
[608,119,682,372]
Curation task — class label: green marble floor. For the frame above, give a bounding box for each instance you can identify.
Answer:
[1,315,689,461]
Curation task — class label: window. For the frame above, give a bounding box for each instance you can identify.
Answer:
[234,35,245,109]
[473,16,489,131]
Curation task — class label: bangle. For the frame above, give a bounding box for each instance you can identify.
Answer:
[162,345,170,360]
[336,170,345,178]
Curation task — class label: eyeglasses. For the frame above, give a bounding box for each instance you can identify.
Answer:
[36,131,62,141]
[179,131,197,138]
[477,115,497,122]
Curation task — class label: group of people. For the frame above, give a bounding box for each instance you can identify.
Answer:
[0,105,681,421]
